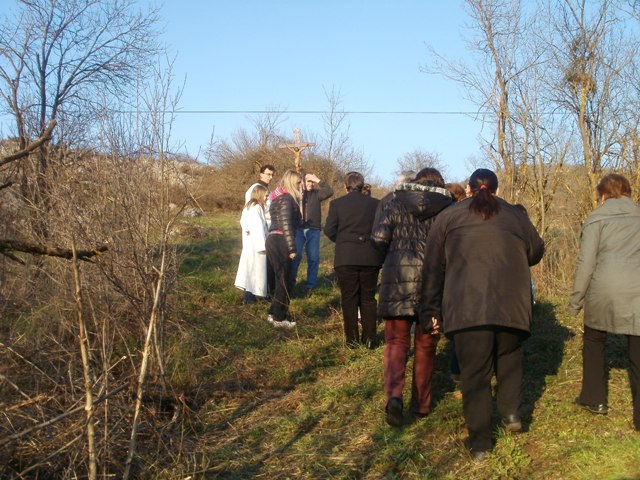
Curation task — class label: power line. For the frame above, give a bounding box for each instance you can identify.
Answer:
[169,109,483,115]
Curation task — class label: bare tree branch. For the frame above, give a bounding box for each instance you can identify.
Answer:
[0,238,107,261]
[0,118,56,167]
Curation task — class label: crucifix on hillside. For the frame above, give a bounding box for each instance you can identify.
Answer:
[279,128,315,173]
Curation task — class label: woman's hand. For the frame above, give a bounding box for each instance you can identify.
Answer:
[430,317,440,334]
[419,316,441,335]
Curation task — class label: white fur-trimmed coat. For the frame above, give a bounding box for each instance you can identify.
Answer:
[234,204,268,297]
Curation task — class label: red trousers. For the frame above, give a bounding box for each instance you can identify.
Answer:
[383,318,440,415]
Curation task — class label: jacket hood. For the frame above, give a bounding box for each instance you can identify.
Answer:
[394,182,453,220]
[270,186,291,201]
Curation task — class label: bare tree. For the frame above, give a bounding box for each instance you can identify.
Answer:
[321,86,350,164]
[0,0,161,216]
[425,0,526,202]
[0,2,194,478]
[547,0,637,212]
[396,149,447,179]
[319,85,370,180]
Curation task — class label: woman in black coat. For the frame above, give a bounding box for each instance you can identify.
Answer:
[371,167,453,426]
[267,169,302,328]
[420,168,544,459]
[324,172,382,348]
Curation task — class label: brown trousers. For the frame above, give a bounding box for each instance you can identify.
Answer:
[383,318,440,415]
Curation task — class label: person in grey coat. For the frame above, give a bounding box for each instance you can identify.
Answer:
[568,173,640,430]
[420,168,544,459]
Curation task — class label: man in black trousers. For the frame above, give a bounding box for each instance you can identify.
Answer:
[324,172,382,348]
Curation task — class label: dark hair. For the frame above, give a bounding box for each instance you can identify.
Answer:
[260,164,275,174]
[445,182,466,202]
[597,173,631,199]
[414,167,445,188]
[468,168,500,220]
[344,171,365,192]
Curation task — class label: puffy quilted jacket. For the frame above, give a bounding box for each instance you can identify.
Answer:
[371,182,452,318]
[269,190,302,254]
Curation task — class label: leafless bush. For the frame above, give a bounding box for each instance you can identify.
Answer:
[201,136,348,212]
[0,143,194,477]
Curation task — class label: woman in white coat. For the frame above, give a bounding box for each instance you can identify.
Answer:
[235,185,269,303]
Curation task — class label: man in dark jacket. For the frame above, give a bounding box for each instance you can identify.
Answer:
[291,172,333,293]
[324,171,382,348]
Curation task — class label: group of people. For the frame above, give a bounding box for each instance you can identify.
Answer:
[234,165,333,328]
[324,167,544,460]
[235,163,640,460]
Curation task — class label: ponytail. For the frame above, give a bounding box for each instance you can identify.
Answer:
[468,169,500,220]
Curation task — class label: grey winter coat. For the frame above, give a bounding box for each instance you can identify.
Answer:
[568,197,640,335]
[420,197,544,336]
[371,183,453,318]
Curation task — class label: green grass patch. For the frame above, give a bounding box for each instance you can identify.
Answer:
[159,211,640,480]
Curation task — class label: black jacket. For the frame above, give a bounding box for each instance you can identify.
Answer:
[301,181,333,229]
[420,197,544,336]
[324,191,382,267]
[371,183,453,318]
[268,189,302,254]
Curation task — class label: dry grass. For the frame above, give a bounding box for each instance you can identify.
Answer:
[3,211,640,479]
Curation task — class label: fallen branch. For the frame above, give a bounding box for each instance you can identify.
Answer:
[0,239,108,262]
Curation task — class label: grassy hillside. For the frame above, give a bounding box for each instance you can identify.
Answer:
[155,212,640,479]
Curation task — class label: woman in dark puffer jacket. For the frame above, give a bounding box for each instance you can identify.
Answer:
[267,169,302,328]
[371,167,453,426]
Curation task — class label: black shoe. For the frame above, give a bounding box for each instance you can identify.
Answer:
[385,397,403,427]
[471,450,488,461]
[464,439,490,461]
[501,414,523,433]
[575,397,608,415]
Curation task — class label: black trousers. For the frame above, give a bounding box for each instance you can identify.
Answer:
[580,325,640,430]
[266,258,275,297]
[266,234,293,322]
[454,326,526,452]
[334,265,380,347]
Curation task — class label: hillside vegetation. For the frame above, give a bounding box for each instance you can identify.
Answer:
[3,0,640,477]
[38,211,639,479]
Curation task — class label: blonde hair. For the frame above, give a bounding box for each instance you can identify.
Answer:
[280,169,302,206]
[245,184,268,209]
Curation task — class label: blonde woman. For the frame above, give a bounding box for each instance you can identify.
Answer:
[266,169,302,328]
[234,184,269,303]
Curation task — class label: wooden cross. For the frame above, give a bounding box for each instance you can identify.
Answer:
[279,128,315,173]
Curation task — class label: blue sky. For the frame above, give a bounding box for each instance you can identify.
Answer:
[151,1,487,184]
